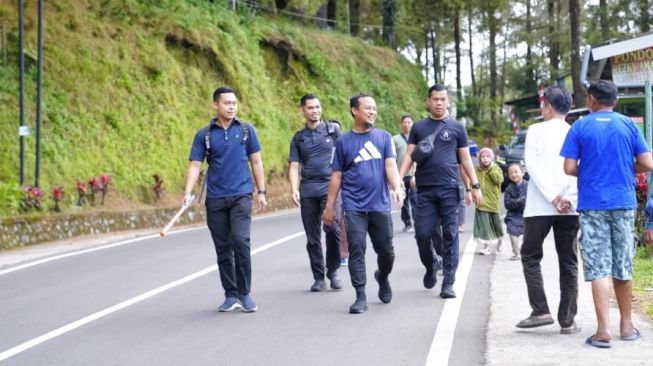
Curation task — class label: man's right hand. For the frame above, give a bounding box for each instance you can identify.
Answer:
[182,193,194,208]
[291,190,301,207]
[322,206,336,226]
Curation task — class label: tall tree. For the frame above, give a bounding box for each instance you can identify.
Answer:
[569,0,586,107]
[468,5,477,95]
[488,6,499,128]
[547,0,559,81]
[454,4,462,99]
[382,0,398,48]
[639,0,650,32]
[599,0,610,40]
[524,0,535,93]
[349,0,360,36]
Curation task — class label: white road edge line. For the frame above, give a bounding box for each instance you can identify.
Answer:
[0,211,294,277]
[0,231,305,362]
[425,236,476,366]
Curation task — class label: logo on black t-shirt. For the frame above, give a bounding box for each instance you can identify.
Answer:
[440,130,452,141]
[353,141,382,164]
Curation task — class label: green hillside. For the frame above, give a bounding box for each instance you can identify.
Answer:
[0,0,426,215]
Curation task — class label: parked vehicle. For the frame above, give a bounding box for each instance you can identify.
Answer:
[496,129,529,191]
[468,139,479,156]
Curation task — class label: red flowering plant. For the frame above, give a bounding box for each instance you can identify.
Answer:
[20,185,43,211]
[152,174,165,201]
[52,186,64,212]
[99,174,111,205]
[88,177,101,205]
[76,180,87,206]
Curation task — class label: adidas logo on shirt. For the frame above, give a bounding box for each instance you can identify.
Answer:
[353,141,382,164]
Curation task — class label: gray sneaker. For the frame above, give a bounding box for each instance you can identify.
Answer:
[218,297,242,312]
[238,294,258,313]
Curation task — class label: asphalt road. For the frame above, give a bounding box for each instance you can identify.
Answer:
[0,208,492,366]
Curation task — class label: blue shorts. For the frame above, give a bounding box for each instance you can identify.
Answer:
[579,210,636,281]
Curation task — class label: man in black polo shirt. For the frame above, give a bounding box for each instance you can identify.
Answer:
[289,94,343,292]
[399,84,482,299]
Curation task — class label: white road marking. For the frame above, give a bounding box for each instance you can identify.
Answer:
[425,236,476,366]
[0,210,298,276]
[0,231,305,362]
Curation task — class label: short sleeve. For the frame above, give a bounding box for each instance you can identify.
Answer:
[632,123,650,156]
[456,124,468,148]
[188,130,206,162]
[331,138,345,172]
[384,131,396,159]
[560,123,580,159]
[408,125,418,145]
[246,124,262,155]
[288,133,300,162]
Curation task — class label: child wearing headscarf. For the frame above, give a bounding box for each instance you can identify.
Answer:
[474,147,504,255]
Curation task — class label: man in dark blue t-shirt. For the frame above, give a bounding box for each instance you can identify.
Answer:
[399,84,482,299]
[184,86,267,313]
[322,93,404,314]
[288,94,343,292]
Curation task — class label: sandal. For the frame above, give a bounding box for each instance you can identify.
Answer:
[585,335,611,348]
[620,328,641,341]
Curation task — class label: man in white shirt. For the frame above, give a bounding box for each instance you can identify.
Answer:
[515,86,581,334]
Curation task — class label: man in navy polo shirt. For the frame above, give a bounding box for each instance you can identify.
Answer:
[399,84,482,299]
[322,93,404,314]
[289,94,343,292]
[183,86,267,313]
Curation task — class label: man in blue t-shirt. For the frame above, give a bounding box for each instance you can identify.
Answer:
[288,94,343,292]
[184,86,268,313]
[322,93,404,314]
[561,80,652,348]
[398,84,482,299]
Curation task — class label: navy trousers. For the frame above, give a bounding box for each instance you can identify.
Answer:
[345,211,395,289]
[300,195,342,280]
[206,194,253,298]
[414,186,460,286]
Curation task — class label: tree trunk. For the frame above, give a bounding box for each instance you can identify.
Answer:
[326,0,337,29]
[599,0,609,40]
[525,0,535,92]
[349,0,360,36]
[431,21,438,85]
[489,7,499,129]
[639,0,650,32]
[468,7,477,95]
[501,36,507,100]
[454,6,462,99]
[547,0,559,81]
[569,0,586,107]
[382,0,397,48]
[424,29,430,83]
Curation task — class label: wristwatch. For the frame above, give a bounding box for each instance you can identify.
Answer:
[471,183,481,190]
[258,189,267,195]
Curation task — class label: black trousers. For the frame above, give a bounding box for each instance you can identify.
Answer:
[300,195,342,280]
[345,211,395,289]
[401,176,417,226]
[414,186,460,285]
[206,194,253,298]
[521,215,580,328]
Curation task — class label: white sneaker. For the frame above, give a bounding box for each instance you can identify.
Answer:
[477,244,491,255]
[496,240,502,253]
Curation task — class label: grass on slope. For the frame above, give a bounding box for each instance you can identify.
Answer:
[0,0,426,215]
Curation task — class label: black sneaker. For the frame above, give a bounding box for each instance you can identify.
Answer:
[310,279,327,292]
[374,270,392,304]
[327,271,343,290]
[423,266,437,289]
[349,298,368,314]
[440,284,456,299]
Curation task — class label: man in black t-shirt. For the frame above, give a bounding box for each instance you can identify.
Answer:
[399,85,482,299]
[289,94,343,292]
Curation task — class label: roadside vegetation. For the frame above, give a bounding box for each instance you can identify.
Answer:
[0,0,426,215]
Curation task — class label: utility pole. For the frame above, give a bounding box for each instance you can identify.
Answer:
[35,0,44,188]
[18,0,26,186]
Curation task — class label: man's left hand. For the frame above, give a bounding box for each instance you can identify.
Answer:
[644,229,653,245]
[257,194,268,212]
[472,189,483,206]
[391,189,404,207]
